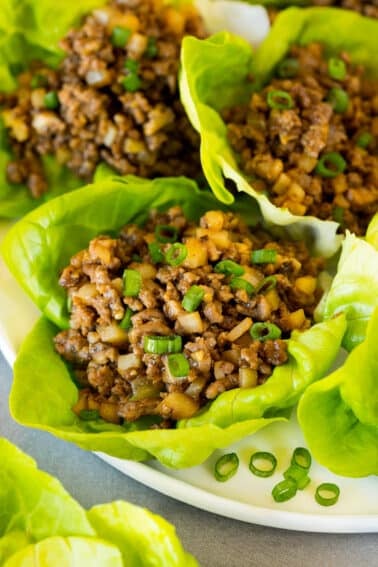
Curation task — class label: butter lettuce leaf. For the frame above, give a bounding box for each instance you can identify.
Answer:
[297,308,378,477]
[180,7,378,256]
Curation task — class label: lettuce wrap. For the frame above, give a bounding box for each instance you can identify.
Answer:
[2,175,346,467]
[180,7,378,257]
[297,308,378,477]
[0,437,198,566]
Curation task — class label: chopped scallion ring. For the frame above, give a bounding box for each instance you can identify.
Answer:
[267,90,294,110]
[182,285,204,312]
[214,260,245,276]
[277,57,299,79]
[251,249,277,264]
[155,224,179,243]
[272,478,297,503]
[315,483,340,507]
[327,87,349,113]
[143,335,182,354]
[121,73,141,92]
[145,36,158,58]
[250,322,282,342]
[79,409,100,421]
[123,269,142,297]
[256,276,277,294]
[44,91,59,109]
[249,451,277,478]
[291,447,312,470]
[333,206,345,225]
[119,307,133,330]
[148,242,164,264]
[214,453,239,482]
[230,278,254,295]
[167,353,190,377]
[315,152,346,178]
[283,465,310,490]
[111,26,132,48]
[165,243,187,266]
[356,132,373,149]
[124,59,139,73]
[328,57,346,80]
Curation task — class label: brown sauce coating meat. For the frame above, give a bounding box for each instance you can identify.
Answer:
[223,43,378,235]
[1,0,206,198]
[54,207,324,428]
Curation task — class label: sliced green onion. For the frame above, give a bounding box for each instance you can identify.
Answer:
[251,249,277,264]
[291,447,312,470]
[67,295,72,313]
[125,59,139,73]
[315,483,340,507]
[249,451,277,478]
[44,91,59,109]
[121,73,142,92]
[277,57,299,79]
[272,478,297,502]
[214,260,245,277]
[119,307,133,330]
[167,353,190,377]
[111,26,132,48]
[155,224,179,243]
[132,254,142,263]
[230,278,254,295]
[283,465,310,490]
[148,242,164,263]
[214,453,239,482]
[328,57,346,80]
[356,132,373,149]
[182,285,204,312]
[145,36,158,58]
[267,90,294,110]
[31,74,48,89]
[79,409,100,421]
[143,335,182,354]
[256,275,277,294]
[250,322,282,341]
[327,87,349,113]
[333,206,345,224]
[315,152,346,178]
[123,269,142,297]
[165,243,187,266]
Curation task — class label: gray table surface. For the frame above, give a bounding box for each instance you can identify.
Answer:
[0,353,376,567]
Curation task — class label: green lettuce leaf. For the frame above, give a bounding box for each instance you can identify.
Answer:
[180,7,378,256]
[297,308,378,477]
[315,218,378,351]
[0,439,198,565]
[4,175,345,467]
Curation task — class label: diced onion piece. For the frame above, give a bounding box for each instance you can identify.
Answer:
[98,324,129,346]
[265,288,280,310]
[223,350,240,365]
[283,309,305,330]
[86,70,105,86]
[210,230,231,250]
[239,367,258,388]
[243,266,264,287]
[103,126,117,147]
[295,276,317,295]
[202,210,224,231]
[185,376,207,397]
[226,317,252,342]
[177,311,204,334]
[75,283,97,301]
[118,353,141,372]
[183,237,208,268]
[159,392,199,420]
[129,262,157,280]
[214,360,234,380]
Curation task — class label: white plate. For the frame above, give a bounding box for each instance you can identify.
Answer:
[0,220,377,533]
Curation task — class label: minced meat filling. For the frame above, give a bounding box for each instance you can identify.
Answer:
[223,43,378,235]
[1,0,205,198]
[54,207,324,427]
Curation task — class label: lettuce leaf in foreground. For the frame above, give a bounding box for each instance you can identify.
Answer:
[4,175,345,467]
[297,308,378,478]
[180,7,378,256]
[0,438,198,566]
[315,214,378,351]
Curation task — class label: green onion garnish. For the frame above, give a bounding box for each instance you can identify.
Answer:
[132,254,142,263]
[119,307,133,330]
[145,36,158,58]
[44,91,59,109]
[328,57,346,80]
[79,409,100,421]
[251,249,277,264]
[272,478,297,503]
[267,90,294,111]
[123,269,142,297]
[155,224,179,243]
[356,132,373,149]
[315,483,340,507]
[327,87,349,113]
[291,447,312,470]
[276,57,299,79]
[121,74,141,92]
[250,322,282,342]
[332,206,345,225]
[315,152,346,178]
[143,335,182,354]
[111,26,132,48]
[249,451,277,478]
[214,453,239,482]
[230,278,254,295]
[67,295,72,313]
[125,59,139,73]
[182,285,204,312]
[214,260,245,277]
[256,275,277,294]
[167,353,190,377]
[165,243,187,267]
[30,74,48,89]
[148,242,164,264]
[283,465,310,490]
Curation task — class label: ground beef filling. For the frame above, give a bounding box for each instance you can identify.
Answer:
[1,0,206,198]
[223,43,378,235]
[54,207,324,428]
